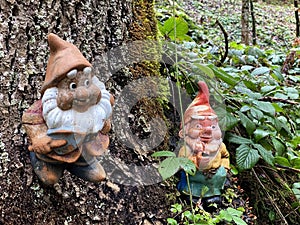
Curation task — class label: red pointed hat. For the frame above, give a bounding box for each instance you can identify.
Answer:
[183,81,216,124]
[40,33,92,94]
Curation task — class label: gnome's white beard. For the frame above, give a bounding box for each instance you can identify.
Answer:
[42,76,112,134]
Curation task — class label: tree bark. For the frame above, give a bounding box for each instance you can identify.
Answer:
[241,0,250,45]
[295,0,300,37]
[0,0,172,224]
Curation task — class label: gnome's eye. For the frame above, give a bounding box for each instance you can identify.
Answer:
[211,125,216,129]
[70,83,77,90]
[196,124,202,129]
[84,79,90,87]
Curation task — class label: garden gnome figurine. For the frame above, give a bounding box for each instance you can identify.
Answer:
[177,81,230,206]
[22,33,113,185]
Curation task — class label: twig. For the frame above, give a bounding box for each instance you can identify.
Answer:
[252,168,289,225]
[275,163,300,173]
[215,19,228,64]
[259,96,298,105]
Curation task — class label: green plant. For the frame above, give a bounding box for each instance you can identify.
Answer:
[167,203,247,225]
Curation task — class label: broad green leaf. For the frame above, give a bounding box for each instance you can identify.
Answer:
[158,157,181,180]
[219,210,232,222]
[219,112,239,131]
[194,63,215,78]
[271,138,286,156]
[274,92,288,99]
[261,85,276,93]
[272,103,284,113]
[167,218,178,225]
[243,80,258,91]
[253,144,274,166]
[152,151,176,157]
[227,133,253,145]
[232,216,247,225]
[227,208,243,217]
[236,144,260,170]
[241,65,254,71]
[253,129,271,141]
[251,67,270,76]
[253,100,275,116]
[271,68,284,81]
[292,182,300,189]
[274,156,291,167]
[284,87,299,99]
[208,65,238,86]
[178,157,196,175]
[238,111,256,135]
[235,86,261,99]
[291,158,300,169]
[162,17,189,40]
[250,107,264,120]
[240,105,251,112]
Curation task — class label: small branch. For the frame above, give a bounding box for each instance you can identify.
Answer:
[215,19,228,64]
[259,96,298,105]
[275,163,300,173]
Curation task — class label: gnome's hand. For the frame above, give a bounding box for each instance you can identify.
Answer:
[29,136,67,154]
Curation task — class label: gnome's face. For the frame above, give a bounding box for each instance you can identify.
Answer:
[56,67,101,113]
[187,114,222,144]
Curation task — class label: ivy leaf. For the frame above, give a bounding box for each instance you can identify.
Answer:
[158,157,181,180]
[152,151,176,157]
[238,111,256,135]
[253,144,274,166]
[236,144,260,170]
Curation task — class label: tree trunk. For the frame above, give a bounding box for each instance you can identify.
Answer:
[0,0,172,224]
[241,0,250,45]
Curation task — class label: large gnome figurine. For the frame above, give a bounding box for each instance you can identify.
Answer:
[177,81,229,206]
[22,33,113,185]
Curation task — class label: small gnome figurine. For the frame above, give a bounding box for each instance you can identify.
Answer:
[177,81,230,206]
[22,33,113,185]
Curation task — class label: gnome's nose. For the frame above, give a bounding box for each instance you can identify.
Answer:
[75,86,90,101]
[203,127,212,135]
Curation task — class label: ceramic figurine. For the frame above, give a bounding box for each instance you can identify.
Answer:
[177,81,230,206]
[22,33,114,185]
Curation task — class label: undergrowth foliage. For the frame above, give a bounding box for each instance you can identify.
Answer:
[155,0,300,224]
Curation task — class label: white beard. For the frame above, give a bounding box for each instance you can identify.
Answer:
[42,76,112,134]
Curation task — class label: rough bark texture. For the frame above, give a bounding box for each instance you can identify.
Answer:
[241,0,250,45]
[0,0,174,224]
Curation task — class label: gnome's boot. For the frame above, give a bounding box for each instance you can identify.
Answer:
[30,152,65,185]
[67,157,106,182]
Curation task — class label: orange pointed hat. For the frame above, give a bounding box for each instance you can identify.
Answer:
[41,33,92,94]
[183,81,216,125]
